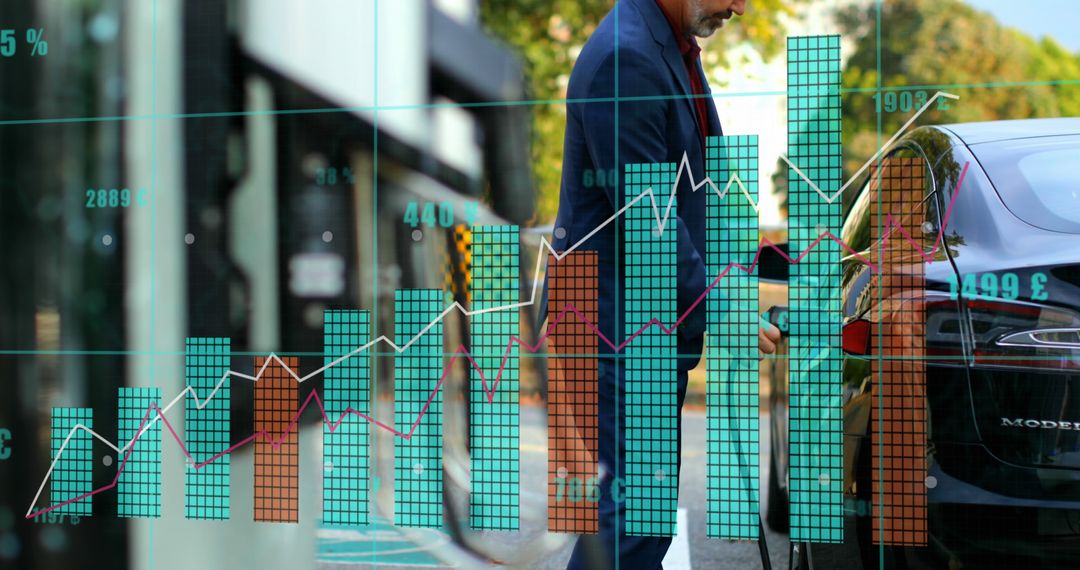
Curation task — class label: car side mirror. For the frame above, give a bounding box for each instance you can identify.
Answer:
[758,241,789,284]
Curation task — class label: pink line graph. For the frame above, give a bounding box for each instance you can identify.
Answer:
[27,161,969,519]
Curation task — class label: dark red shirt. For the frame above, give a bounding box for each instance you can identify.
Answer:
[655,0,711,143]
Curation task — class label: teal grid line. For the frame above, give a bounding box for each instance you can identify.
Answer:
[624,163,678,537]
[372,0,381,561]
[50,407,93,516]
[118,387,162,518]
[394,290,444,528]
[469,225,521,531]
[323,310,371,526]
[786,35,845,543]
[151,0,159,563]
[184,337,231,520]
[7,77,1080,128]
[704,135,760,539]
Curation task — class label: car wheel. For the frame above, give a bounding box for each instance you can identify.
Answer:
[765,438,789,533]
[806,541,864,570]
[804,511,874,570]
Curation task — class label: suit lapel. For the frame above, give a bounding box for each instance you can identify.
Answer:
[698,63,723,138]
[661,43,702,139]
[635,0,703,142]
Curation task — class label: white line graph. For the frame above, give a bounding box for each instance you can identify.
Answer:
[27,90,958,518]
[780,91,959,202]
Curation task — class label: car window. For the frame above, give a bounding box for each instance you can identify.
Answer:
[840,147,937,254]
[841,175,874,252]
[974,135,1080,234]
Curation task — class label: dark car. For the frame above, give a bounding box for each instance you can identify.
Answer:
[764,118,1080,569]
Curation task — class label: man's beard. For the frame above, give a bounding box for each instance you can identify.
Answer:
[688,1,731,38]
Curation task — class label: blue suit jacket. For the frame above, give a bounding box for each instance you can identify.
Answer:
[541,0,722,371]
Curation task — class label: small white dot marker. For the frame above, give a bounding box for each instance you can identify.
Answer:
[411,229,423,242]
[924,475,937,489]
[184,233,195,245]
[101,234,113,246]
[322,231,333,243]
[102,455,113,467]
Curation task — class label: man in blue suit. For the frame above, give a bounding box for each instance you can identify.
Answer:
[540,0,779,568]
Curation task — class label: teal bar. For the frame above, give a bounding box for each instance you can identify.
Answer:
[323,310,371,526]
[50,407,93,516]
[184,337,231,520]
[624,163,678,537]
[118,387,162,518]
[786,35,845,543]
[468,225,520,531]
[394,290,444,528]
[705,135,760,539]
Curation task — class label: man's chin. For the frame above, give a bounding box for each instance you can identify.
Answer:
[692,23,721,38]
[692,18,726,38]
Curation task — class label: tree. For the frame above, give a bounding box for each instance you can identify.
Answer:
[828,0,1080,209]
[767,0,1080,215]
[479,0,806,223]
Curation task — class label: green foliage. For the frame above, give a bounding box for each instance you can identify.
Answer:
[479,0,804,224]
[769,0,1080,215]
[835,0,1080,194]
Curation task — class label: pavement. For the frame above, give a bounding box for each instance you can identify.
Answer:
[517,404,791,570]
[317,403,790,569]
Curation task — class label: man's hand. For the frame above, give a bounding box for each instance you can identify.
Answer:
[758,321,781,359]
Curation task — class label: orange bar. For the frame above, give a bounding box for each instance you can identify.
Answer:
[870,158,928,547]
[546,251,599,534]
[254,356,299,523]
